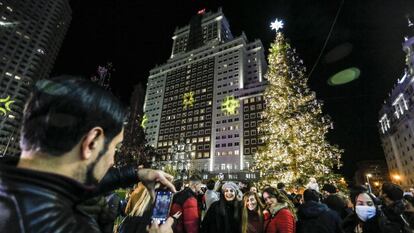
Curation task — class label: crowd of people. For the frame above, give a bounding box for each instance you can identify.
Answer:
[119,174,414,233]
[1,76,414,233]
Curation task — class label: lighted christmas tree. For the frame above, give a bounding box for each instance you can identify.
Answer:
[254,20,342,187]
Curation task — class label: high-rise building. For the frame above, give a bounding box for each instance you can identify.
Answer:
[143,8,267,180]
[0,0,71,157]
[378,16,414,188]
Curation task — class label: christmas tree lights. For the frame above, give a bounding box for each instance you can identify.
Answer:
[254,23,342,187]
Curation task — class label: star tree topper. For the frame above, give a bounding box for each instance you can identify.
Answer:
[270,19,284,31]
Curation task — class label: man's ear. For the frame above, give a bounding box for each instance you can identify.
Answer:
[81,127,104,160]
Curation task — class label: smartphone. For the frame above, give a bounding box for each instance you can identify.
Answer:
[151,189,173,224]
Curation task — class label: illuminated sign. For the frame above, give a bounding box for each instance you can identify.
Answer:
[0,96,14,116]
[183,91,195,109]
[221,95,239,115]
[141,114,148,129]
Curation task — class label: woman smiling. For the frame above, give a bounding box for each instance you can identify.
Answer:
[241,191,265,233]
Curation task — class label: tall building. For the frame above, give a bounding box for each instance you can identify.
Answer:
[0,0,71,157]
[378,16,414,188]
[143,8,267,180]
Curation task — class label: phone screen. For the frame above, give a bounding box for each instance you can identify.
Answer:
[151,190,173,224]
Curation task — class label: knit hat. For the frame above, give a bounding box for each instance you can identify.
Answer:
[382,183,403,201]
[322,183,337,194]
[222,182,239,193]
[222,182,242,200]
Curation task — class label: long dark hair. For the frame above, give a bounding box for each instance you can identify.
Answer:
[262,187,296,218]
[217,190,241,233]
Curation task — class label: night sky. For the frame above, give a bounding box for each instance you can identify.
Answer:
[52,0,414,179]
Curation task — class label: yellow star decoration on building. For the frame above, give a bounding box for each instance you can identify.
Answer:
[141,114,148,129]
[221,95,240,115]
[0,96,14,116]
[183,91,195,109]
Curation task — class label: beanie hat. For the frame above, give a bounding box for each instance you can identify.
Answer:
[382,183,403,201]
[222,182,239,193]
[322,183,337,194]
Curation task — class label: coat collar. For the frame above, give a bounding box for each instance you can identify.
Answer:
[0,163,94,203]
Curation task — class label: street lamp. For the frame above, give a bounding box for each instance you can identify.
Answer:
[366,173,372,193]
[392,174,401,184]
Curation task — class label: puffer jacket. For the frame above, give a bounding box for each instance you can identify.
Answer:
[264,206,296,233]
[170,188,200,233]
[0,163,138,233]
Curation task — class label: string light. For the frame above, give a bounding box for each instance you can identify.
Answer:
[253,28,342,187]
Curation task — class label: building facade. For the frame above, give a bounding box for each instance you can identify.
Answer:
[378,17,414,188]
[143,8,267,179]
[0,0,71,157]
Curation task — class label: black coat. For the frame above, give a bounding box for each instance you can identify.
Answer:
[341,208,411,233]
[0,163,139,233]
[323,194,353,220]
[201,199,241,233]
[297,201,343,233]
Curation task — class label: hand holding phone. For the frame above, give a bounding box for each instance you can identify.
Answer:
[147,217,174,233]
[151,189,173,224]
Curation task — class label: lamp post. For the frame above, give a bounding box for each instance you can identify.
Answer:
[392,174,401,184]
[366,173,372,193]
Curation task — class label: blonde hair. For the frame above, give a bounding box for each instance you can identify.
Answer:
[124,182,152,217]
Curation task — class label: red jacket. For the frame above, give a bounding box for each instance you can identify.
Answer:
[170,188,200,233]
[264,208,296,233]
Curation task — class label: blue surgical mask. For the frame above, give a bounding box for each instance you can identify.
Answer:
[355,205,376,222]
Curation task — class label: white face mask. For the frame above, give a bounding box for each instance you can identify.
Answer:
[355,205,376,222]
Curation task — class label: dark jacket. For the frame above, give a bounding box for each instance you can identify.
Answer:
[341,207,411,233]
[246,210,263,233]
[170,188,200,233]
[342,212,380,233]
[324,194,352,220]
[381,201,414,233]
[201,199,241,233]
[297,201,342,233]
[77,193,122,233]
[118,209,152,233]
[0,163,138,233]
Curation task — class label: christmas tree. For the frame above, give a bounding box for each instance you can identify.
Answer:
[114,84,156,167]
[254,20,342,187]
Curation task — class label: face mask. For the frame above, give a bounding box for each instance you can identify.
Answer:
[355,205,376,222]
